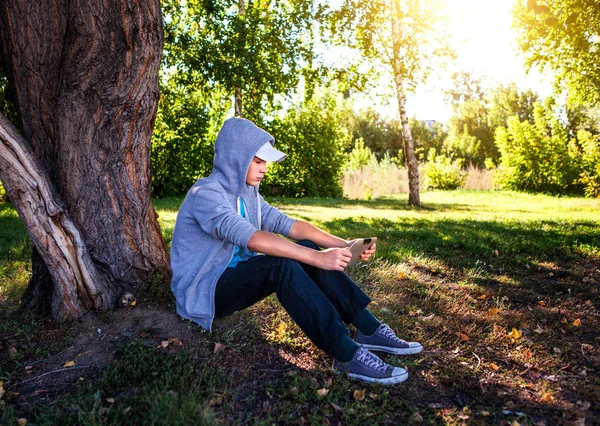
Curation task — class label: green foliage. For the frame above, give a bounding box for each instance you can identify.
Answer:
[443,124,484,166]
[260,93,351,197]
[410,118,446,162]
[425,149,466,190]
[151,74,229,197]
[0,58,18,126]
[494,102,582,194]
[0,182,5,202]
[345,108,402,158]
[162,0,321,117]
[444,74,539,166]
[577,130,600,198]
[514,0,600,106]
[343,138,376,172]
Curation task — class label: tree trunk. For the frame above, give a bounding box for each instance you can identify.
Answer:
[0,0,171,320]
[390,0,420,206]
[234,0,245,117]
[396,80,420,206]
[0,113,111,320]
[235,87,243,117]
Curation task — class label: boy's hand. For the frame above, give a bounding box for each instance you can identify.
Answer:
[360,242,377,262]
[317,248,352,271]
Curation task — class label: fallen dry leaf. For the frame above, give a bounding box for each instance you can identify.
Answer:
[130,300,137,307]
[17,419,27,426]
[456,332,469,342]
[487,308,501,316]
[477,294,487,300]
[510,421,521,426]
[581,343,594,352]
[540,392,554,402]
[553,347,562,354]
[507,328,521,340]
[489,363,500,371]
[0,381,5,399]
[353,389,365,401]
[330,402,342,412]
[159,341,169,349]
[106,397,115,404]
[572,318,581,327]
[169,338,184,347]
[523,348,533,359]
[317,388,329,398]
[214,343,227,354]
[537,301,547,307]
[63,360,75,368]
[534,325,544,334]
[324,378,332,388]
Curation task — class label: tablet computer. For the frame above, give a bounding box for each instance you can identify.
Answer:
[347,237,377,267]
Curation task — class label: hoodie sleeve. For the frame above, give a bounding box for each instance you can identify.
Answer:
[192,188,257,250]
[259,194,295,237]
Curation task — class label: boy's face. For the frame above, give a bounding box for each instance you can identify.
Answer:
[246,156,267,186]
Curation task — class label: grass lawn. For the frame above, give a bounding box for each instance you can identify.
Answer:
[1,190,599,425]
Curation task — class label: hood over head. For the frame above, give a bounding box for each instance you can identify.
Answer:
[211,118,276,196]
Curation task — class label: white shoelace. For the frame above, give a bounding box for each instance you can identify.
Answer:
[379,324,407,345]
[356,348,387,372]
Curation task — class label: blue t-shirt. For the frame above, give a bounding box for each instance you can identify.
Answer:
[227,198,257,268]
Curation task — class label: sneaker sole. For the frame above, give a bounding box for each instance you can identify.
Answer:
[347,370,409,385]
[332,366,409,385]
[361,343,423,355]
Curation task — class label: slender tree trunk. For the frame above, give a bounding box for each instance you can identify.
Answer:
[390,0,420,206]
[235,87,243,117]
[0,0,171,320]
[235,0,246,117]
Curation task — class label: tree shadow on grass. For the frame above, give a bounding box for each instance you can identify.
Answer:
[323,215,599,424]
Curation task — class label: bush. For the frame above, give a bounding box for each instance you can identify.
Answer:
[494,102,583,194]
[0,182,5,202]
[425,149,466,190]
[261,94,351,197]
[577,130,600,198]
[344,138,376,172]
[151,75,229,198]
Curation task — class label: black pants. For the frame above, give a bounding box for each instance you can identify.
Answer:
[214,240,371,356]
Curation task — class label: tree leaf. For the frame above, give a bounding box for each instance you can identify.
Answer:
[64,360,75,368]
[317,388,329,398]
[456,332,469,342]
[507,328,521,340]
[487,308,500,315]
[489,363,500,371]
[353,389,365,401]
[572,318,581,327]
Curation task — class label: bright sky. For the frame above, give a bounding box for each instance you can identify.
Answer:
[356,0,554,122]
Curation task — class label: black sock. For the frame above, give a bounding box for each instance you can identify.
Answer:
[332,334,360,363]
[352,308,381,336]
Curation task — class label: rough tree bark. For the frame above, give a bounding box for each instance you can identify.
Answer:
[0,0,171,321]
[390,0,420,207]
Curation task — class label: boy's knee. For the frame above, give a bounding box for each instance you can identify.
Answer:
[296,239,320,250]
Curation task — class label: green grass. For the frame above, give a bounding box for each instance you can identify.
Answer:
[1,190,599,425]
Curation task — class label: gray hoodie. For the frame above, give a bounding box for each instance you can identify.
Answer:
[170,118,296,330]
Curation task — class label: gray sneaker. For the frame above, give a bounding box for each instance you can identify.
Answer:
[332,346,409,385]
[356,323,423,355]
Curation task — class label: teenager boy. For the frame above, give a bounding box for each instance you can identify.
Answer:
[170,118,422,385]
